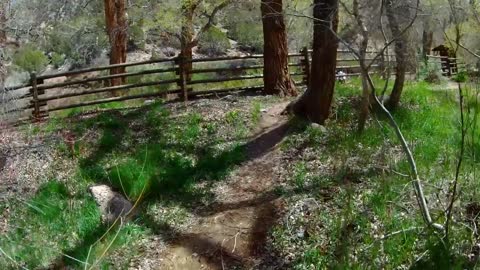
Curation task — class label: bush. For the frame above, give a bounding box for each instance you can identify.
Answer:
[44,16,107,68]
[198,27,231,56]
[453,70,468,83]
[418,61,444,84]
[50,52,65,68]
[227,22,263,53]
[128,22,146,51]
[13,46,48,73]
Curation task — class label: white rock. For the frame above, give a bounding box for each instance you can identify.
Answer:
[88,184,134,224]
[144,100,155,105]
[296,229,305,238]
[311,123,327,133]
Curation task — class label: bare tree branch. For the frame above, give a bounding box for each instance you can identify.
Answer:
[191,0,231,47]
[445,83,466,237]
[287,0,444,231]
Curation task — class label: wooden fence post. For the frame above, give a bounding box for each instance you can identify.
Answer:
[176,56,189,103]
[30,72,41,120]
[301,47,310,86]
[379,51,387,80]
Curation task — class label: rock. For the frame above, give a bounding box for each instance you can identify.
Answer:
[310,123,327,133]
[144,99,155,105]
[161,47,178,58]
[296,229,305,239]
[88,184,135,224]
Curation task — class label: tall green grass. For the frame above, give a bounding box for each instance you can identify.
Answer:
[276,79,479,269]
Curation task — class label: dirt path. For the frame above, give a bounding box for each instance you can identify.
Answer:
[158,102,290,270]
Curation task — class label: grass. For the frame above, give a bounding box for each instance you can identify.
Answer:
[273,78,480,269]
[1,98,257,268]
[3,77,480,269]
[1,181,102,268]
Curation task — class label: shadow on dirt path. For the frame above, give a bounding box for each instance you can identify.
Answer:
[156,102,291,269]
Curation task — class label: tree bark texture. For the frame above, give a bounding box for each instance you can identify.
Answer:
[354,0,371,132]
[180,1,196,82]
[261,0,297,96]
[292,0,339,124]
[422,20,433,62]
[385,0,411,110]
[0,0,8,45]
[104,0,128,91]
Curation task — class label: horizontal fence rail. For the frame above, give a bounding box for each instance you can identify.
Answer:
[3,48,395,122]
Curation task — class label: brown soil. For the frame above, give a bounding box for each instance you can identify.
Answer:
[158,102,291,270]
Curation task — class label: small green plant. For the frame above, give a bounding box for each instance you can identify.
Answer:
[251,102,262,124]
[13,45,48,73]
[205,122,217,135]
[292,162,308,188]
[417,61,444,84]
[452,70,468,83]
[226,110,240,124]
[50,52,65,68]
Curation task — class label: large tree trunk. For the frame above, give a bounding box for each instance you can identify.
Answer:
[261,0,297,96]
[104,0,128,93]
[385,0,410,110]
[291,0,339,124]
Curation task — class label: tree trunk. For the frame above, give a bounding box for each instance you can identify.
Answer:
[104,0,128,92]
[0,3,5,117]
[180,1,195,82]
[261,0,297,96]
[385,0,410,110]
[353,0,371,132]
[291,0,339,124]
[0,0,8,45]
[422,20,433,62]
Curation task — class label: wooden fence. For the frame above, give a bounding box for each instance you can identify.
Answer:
[4,48,391,122]
[426,55,465,77]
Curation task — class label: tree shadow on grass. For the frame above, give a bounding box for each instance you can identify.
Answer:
[58,102,299,268]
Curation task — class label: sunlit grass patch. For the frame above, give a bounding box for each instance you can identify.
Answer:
[0,181,101,269]
[273,80,480,268]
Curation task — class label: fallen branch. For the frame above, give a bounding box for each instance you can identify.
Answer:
[445,83,466,237]
[366,73,444,231]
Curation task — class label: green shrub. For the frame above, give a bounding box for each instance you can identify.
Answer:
[13,46,48,73]
[417,61,444,84]
[453,70,468,83]
[198,26,231,56]
[45,28,72,58]
[227,22,263,53]
[44,15,107,68]
[128,22,146,50]
[50,52,65,68]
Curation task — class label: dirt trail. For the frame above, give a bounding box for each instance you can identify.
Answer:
[158,102,290,270]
